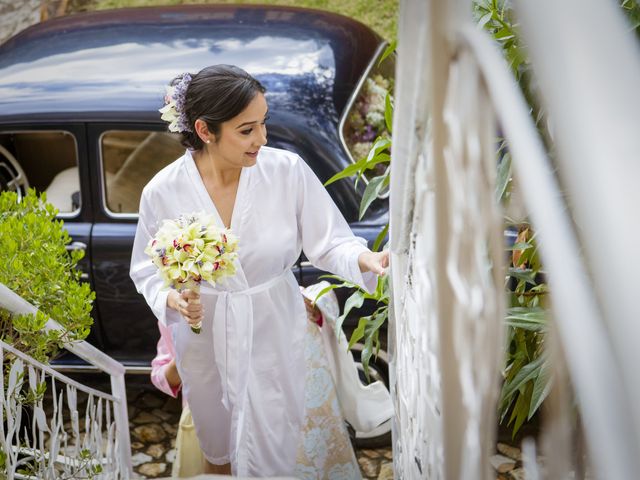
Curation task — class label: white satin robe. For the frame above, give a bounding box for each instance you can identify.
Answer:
[129,146,376,477]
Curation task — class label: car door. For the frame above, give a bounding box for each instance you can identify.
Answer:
[0,123,100,352]
[88,124,184,368]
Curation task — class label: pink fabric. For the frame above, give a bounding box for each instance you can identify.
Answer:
[151,321,182,399]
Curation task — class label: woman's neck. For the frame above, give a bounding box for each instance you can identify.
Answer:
[193,148,241,186]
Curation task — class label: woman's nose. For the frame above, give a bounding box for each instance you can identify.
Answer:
[257,128,267,146]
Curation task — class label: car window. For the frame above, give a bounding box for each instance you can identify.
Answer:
[341,54,395,181]
[101,131,183,215]
[0,131,80,216]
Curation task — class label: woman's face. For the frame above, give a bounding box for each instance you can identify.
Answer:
[210,92,268,168]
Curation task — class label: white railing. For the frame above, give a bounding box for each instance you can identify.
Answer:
[0,283,131,479]
[390,0,640,478]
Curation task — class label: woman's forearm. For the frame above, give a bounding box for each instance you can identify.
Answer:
[165,358,182,389]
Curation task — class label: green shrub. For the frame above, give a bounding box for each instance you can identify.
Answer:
[0,189,94,363]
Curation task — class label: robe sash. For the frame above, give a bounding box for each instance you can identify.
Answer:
[200,268,291,409]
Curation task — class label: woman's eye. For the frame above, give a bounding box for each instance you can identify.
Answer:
[241,128,252,135]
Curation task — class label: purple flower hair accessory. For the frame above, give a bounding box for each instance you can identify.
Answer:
[159,72,193,133]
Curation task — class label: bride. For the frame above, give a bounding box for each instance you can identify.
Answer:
[130,64,388,477]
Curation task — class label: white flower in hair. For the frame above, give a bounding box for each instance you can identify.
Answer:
[159,73,192,133]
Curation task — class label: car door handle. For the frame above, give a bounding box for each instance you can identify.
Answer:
[65,241,87,252]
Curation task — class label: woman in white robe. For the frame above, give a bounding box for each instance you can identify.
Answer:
[129,65,388,477]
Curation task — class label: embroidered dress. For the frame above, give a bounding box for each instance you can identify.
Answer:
[130,146,376,477]
[295,320,362,479]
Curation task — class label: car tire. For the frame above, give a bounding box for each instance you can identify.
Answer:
[349,342,392,449]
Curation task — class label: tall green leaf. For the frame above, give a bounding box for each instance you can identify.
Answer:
[501,353,546,402]
[373,223,389,252]
[335,290,366,337]
[384,92,393,133]
[324,157,367,186]
[378,39,397,66]
[529,361,552,419]
[359,174,388,220]
[496,151,511,202]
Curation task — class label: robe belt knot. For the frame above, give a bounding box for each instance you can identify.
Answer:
[200,269,291,410]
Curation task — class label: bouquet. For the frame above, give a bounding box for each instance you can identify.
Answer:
[144,212,239,333]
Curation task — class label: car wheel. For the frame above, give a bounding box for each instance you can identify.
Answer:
[0,145,29,200]
[350,342,392,449]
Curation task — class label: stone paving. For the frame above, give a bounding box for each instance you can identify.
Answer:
[126,382,535,480]
[126,383,392,479]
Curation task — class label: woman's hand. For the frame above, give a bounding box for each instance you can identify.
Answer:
[167,289,203,327]
[358,250,390,276]
[303,295,323,326]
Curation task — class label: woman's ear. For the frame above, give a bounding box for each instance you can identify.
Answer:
[194,118,215,144]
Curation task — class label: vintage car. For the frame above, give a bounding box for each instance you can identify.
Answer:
[0,5,392,444]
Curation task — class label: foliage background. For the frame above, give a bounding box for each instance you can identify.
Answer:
[0,190,94,363]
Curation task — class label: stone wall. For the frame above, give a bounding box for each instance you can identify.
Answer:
[0,0,68,45]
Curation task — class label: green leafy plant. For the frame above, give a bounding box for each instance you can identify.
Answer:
[0,189,96,477]
[500,220,551,435]
[319,0,638,432]
[0,188,94,363]
[476,0,640,436]
[473,0,554,437]
[317,50,395,379]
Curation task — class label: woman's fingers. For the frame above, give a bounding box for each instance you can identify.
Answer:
[178,289,203,324]
[380,250,390,269]
[358,250,390,275]
[368,252,387,275]
[167,290,203,325]
[181,289,200,302]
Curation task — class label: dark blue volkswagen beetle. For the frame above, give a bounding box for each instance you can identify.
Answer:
[0,5,391,405]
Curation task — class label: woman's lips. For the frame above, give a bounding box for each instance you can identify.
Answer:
[245,150,259,158]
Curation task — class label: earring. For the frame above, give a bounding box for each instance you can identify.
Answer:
[205,140,211,144]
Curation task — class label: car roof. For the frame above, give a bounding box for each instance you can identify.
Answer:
[0,5,381,124]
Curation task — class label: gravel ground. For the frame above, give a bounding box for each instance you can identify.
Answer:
[125,382,392,479]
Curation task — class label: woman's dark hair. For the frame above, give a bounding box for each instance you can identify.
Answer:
[170,64,266,150]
